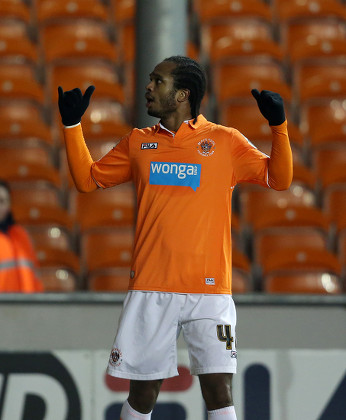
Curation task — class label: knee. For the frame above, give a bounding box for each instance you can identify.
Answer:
[200,374,233,411]
[128,379,163,413]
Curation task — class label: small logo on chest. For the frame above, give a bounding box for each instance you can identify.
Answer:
[141,142,158,150]
[197,139,215,156]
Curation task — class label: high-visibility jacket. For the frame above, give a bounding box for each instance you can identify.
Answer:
[0,225,43,292]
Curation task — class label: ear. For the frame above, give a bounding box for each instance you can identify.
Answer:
[177,88,190,103]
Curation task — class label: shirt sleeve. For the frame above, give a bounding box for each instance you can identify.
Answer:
[231,121,293,190]
[231,129,270,187]
[91,133,132,189]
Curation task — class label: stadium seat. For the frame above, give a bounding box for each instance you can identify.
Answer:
[0,103,52,145]
[264,272,342,294]
[294,62,346,103]
[70,187,136,231]
[27,225,75,253]
[283,21,346,63]
[274,0,346,22]
[232,269,252,294]
[0,22,37,63]
[40,21,117,63]
[220,103,303,146]
[38,267,78,292]
[0,0,31,23]
[10,185,61,208]
[0,146,60,187]
[301,100,346,146]
[0,63,44,104]
[313,146,346,188]
[49,63,125,105]
[195,0,272,22]
[81,227,134,273]
[238,186,317,226]
[250,205,330,232]
[13,202,72,229]
[203,21,283,63]
[323,187,346,233]
[36,0,108,23]
[212,61,291,103]
[255,235,341,276]
[88,267,131,292]
[78,101,132,140]
[111,0,134,24]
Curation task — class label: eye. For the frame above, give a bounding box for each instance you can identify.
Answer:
[156,79,162,84]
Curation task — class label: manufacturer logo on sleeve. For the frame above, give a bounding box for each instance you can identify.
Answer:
[149,161,201,191]
[141,142,158,150]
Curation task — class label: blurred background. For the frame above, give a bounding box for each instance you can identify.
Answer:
[0,1,345,419]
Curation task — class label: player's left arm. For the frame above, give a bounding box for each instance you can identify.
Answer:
[252,89,293,191]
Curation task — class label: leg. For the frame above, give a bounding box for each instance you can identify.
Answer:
[128,379,163,414]
[199,373,233,411]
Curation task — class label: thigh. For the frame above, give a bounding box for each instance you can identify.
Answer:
[182,294,237,376]
[107,291,183,380]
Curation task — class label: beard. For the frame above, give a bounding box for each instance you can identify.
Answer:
[147,88,177,118]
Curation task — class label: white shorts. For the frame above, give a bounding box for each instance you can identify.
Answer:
[107,291,237,380]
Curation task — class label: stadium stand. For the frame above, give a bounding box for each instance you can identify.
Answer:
[0,0,345,293]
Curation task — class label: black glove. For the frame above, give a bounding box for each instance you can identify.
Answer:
[251,89,286,126]
[58,85,95,126]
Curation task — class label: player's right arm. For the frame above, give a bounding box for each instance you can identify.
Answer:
[58,86,131,192]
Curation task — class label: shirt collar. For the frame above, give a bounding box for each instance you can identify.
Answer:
[153,114,207,134]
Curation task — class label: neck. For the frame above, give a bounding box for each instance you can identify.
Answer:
[160,111,193,132]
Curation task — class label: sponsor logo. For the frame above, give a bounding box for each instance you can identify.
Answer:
[141,142,158,150]
[109,348,122,367]
[149,161,201,191]
[205,277,215,285]
[197,139,215,156]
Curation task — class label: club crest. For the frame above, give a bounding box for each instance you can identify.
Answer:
[197,138,215,157]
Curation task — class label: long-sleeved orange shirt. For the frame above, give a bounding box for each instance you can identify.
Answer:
[64,115,292,294]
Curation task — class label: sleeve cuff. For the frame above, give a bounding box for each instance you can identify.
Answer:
[64,122,81,129]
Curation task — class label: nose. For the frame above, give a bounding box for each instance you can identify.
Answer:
[146,80,154,91]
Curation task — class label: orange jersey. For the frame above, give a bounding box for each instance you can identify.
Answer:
[64,115,292,294]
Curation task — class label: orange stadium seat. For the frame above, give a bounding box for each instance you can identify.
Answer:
[254,234,341,276]
[49,63,125,105]
[27,225,75,253]
[264,272,342,294]
[36,0,108,23]
[313,146,346,188]
[204,22,283,63]
[212,61,291,103]
[38,267,78,291]
[0,22,37,63]
[0,146,60,187]
[111,0,135,24]
[220,103,303,148]
[79,101,132,140]
[0,103,52,145]
[0,0,31,23]
[294,62,346,103]
[0,63,44,104]
[301,99,346,146]
[323,187,346,233]
[88,267,131,292]
[196,0,272,22]
[70,187,136,231]
[238,186,317,226]
[274,0,346,21]
[283,21,346,63]
[250,205,330,233]
[11,185,62,208]
[81,227,134,273]
[40,21,117,63]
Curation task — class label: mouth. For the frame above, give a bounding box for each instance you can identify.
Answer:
[145,94,154,107]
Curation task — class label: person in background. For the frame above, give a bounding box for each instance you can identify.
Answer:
[0,180,43,292]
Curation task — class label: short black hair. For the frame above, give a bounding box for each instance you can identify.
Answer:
[163,56,206,123]
[0,179,11,194]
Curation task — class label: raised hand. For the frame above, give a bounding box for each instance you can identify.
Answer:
[58,85,95,126]
[251,89,286,126]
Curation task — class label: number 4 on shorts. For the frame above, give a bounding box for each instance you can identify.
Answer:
[217,324,234,350]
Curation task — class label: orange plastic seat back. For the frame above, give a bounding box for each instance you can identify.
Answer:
[88,268,131,292]
[265,272,342,294]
